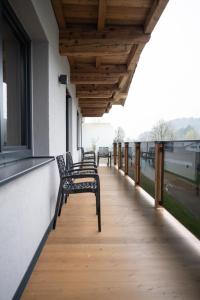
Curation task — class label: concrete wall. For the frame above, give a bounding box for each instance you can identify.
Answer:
[0,162,58,300]
[0,1,81,298]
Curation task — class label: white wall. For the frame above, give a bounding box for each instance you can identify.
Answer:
[0,162,58,300]
[82,122,115,152]
[31,0,81,159]
[0,1,81,298]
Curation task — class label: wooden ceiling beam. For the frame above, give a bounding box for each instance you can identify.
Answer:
[62,0,152,7]
[98,0,107,30]
[127,43,145,71]
[79,99,109,105]
[144,0,169,34]
[60,25,150,56]
[96,0,107,67]
[81,108,107,113]
[82,113,103,117]
[81,108,106,113]
[71,74,119,84]
[79,97,111,102]
[79,103,108,108]
[60,44,131,56]
[77,84,118,91]
[107,0,152,8]
[77,91,114,98]
[62,0,98,5]
[72,64,127,75]
[51,0,65,29]
[60,25,150,41]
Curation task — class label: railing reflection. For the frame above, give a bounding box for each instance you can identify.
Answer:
[140,142,155,199]
[128,142,135,181]
[163,141,200,238]
[115,140,200,239]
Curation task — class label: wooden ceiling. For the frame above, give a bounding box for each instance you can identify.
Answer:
[52,0,169,117]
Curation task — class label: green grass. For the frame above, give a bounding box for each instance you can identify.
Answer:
[163,192,200,239]
[140,173,155,199]
[138,174,200,239]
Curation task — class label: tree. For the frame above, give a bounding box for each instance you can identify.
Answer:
[137,131,151,141]
[114,126,125,142]
[184,125,199,140]
[150,120,175,141]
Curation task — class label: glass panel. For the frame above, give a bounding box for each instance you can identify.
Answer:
[2,14,26,147]
[163,141,200,239]
[140,142,155,198]
[121,144,125,171]
[128,142,135,180]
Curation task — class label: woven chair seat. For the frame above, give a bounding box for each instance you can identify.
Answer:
[63,180,97,192]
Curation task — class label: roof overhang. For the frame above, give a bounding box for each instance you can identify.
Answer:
[52,0,169,117]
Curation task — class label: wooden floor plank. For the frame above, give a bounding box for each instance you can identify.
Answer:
[22,167,200,300]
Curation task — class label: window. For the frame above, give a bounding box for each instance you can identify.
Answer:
[0,1,31,164]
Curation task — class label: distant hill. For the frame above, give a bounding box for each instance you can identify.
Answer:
[168,117,200,133]
[137,117,200,141]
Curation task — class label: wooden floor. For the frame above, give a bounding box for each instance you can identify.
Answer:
[22,167,200,300]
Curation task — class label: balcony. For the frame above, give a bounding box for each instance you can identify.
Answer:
[21,145,200,299]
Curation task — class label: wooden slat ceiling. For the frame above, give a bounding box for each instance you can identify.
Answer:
[52,0,169,117]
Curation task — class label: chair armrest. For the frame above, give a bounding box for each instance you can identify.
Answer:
[61,173,99,182]
[84,151,95,155]
[71,164,97,168]
[68,168,97,174]
[72,162,96,166]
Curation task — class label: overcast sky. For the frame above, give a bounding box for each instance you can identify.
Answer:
[85,0,200,139]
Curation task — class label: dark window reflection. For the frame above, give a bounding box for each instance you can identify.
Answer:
[2,15,27,147]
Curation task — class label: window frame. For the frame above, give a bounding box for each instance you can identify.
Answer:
[0,0,32,165]
[76,110,82,150]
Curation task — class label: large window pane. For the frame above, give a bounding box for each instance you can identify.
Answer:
[2,13,28,147]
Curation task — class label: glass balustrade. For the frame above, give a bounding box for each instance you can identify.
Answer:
[163,141,200,238]
[128,142,135,180]
[140,142,155,198]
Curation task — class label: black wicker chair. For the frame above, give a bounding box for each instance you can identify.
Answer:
[53,155,101,232]
[97,147,111,167]
[81,147,96,163]
[67,151,97,170]
[56,154,97,216]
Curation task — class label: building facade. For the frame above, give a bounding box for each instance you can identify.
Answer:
[0,1,81,298]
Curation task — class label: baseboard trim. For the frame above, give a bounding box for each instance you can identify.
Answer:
[13,220,53,300]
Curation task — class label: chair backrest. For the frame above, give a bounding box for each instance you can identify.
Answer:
[66,152,73,170]
[56,155,67,178]
[56,154,73,184]
[80,147,84,160]
[98,147,109,156]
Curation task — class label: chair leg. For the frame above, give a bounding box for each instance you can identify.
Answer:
[97,189,101,232]
[58,190,64,217]
[95,192,98,215]
[53,184,62,230]
[65,193,68,204]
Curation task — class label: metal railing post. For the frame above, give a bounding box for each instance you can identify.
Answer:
[113,142,117,165]
[135,142,140,185]
[124,142,129,175]
[155,142,164,208]
[118,142,122,169]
